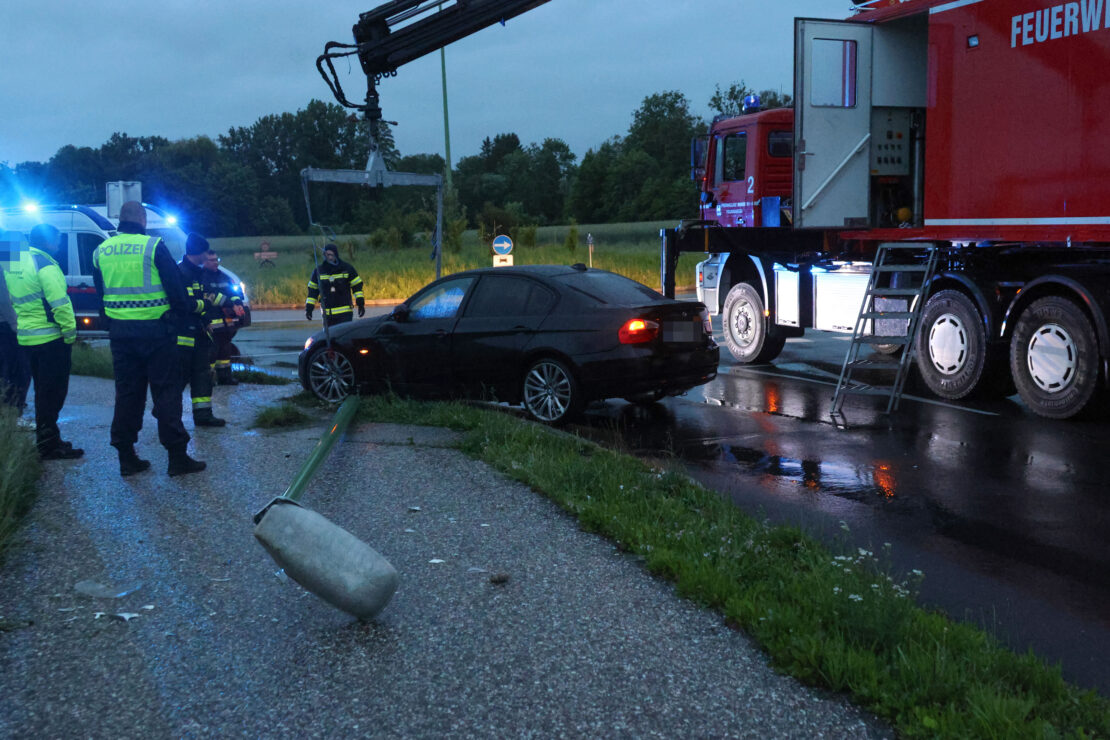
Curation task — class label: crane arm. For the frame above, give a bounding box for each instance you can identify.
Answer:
[318,0,552,125]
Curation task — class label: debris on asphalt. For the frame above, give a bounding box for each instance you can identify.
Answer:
[408,506,422,512]
[74,580,142,599]
[403,528,416,533]
[274,569,289,584]
[490,573,510,585]
[428,559,445,564]
[0,617,33,632]
[111,613,140,622]
[467,567,488,574]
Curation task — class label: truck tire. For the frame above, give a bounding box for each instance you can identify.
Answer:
[915,290,988,400]
[1010,296,1100,419]
[722,282,784,364]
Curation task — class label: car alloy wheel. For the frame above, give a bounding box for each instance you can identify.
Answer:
[308,348,355,403]
[522,358,580,425]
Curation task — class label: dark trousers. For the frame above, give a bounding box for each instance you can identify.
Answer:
[212,327,236,373]
[323,311,352,329]
[109,335,188,451]
[179,334,214,416]
[0,324,30,412]
[27,338,71,450]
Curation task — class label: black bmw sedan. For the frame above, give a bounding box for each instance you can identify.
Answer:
[298,264,719,424]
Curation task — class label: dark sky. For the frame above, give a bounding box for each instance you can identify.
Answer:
[1,1,843,167]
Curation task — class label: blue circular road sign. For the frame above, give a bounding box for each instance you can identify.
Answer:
[492,235,513,255]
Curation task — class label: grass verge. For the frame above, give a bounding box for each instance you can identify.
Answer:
[355,394,1110,739]
[251,402,312,429]
[0,405,41,560]
[70,341,114,379]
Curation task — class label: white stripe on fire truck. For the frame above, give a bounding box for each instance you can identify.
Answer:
[926,217,1110,226]
[930,0,985,14]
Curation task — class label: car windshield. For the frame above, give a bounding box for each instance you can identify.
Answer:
[553,270,664,306]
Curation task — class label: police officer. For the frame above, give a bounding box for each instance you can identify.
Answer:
[305,243,365,327]
[92,201,205,477]
[178,233,226,427]
[202,249,245,386]
[0,232,31,414]
[3,224,80,458]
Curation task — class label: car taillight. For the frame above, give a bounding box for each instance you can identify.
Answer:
[619,318,660,344]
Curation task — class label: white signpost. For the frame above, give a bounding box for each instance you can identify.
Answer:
[492,234,513,267]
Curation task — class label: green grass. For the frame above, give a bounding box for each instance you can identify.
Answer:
[0,405,41,560]
[210,221,701,306]
[233,367,295,385]
[251,402,312,429]
[70,341,114,379]
[353,394,1110,739]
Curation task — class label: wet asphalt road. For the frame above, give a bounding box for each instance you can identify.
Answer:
[0,377,887,738]
[570,332,1110,696]
[232,313,1110,694]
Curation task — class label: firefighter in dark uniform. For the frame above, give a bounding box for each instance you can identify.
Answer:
[305,243,365,327]
[92,201,205,477]
[202,249,245,386]
[178,233,226,427]
[4,224,82,458]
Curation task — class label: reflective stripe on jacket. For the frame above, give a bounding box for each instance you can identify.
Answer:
[4,246,76,346]
[93,234,170,321]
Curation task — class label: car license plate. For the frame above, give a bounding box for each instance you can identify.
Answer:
[663,320,697,342]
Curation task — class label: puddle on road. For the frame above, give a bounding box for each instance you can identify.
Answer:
[719,444,901,500]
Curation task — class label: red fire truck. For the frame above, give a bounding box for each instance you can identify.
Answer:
[662,0,1110,418]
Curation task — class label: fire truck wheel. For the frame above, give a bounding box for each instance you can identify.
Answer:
[722,282,784,364]
[1010,296,1100,419]
[916,290,988,400]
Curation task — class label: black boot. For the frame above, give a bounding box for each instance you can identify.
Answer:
[216,366,238,386]
[116,445,151,476]
[193,408,227,427]
[167,446,206,477]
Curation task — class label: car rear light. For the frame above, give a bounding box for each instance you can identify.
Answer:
[697,266,704,286]
[619,318,660,344]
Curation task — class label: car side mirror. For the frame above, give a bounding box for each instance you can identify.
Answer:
[389,304,409,322]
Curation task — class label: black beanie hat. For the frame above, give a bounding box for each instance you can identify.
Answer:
[186,232,209,256]
[323,243,339,256]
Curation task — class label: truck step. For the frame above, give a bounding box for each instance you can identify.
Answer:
[847,358,904,370]
[871,264,930,273]
[868,288,920,297]
[856,336,909,345]
[861,311,915,319]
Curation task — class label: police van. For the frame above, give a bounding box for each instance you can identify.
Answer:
[0,199,250,333]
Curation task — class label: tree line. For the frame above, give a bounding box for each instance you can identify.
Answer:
[0,82,789,246]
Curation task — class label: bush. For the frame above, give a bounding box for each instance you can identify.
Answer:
[564,219,579,254]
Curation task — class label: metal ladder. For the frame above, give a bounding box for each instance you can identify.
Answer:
[831,243,939,417]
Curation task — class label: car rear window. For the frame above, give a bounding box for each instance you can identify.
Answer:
[553,270,664,306]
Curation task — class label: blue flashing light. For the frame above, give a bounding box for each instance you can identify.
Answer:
[742,94,762,114]
[166,215,178,225]
[21,201,39,214]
